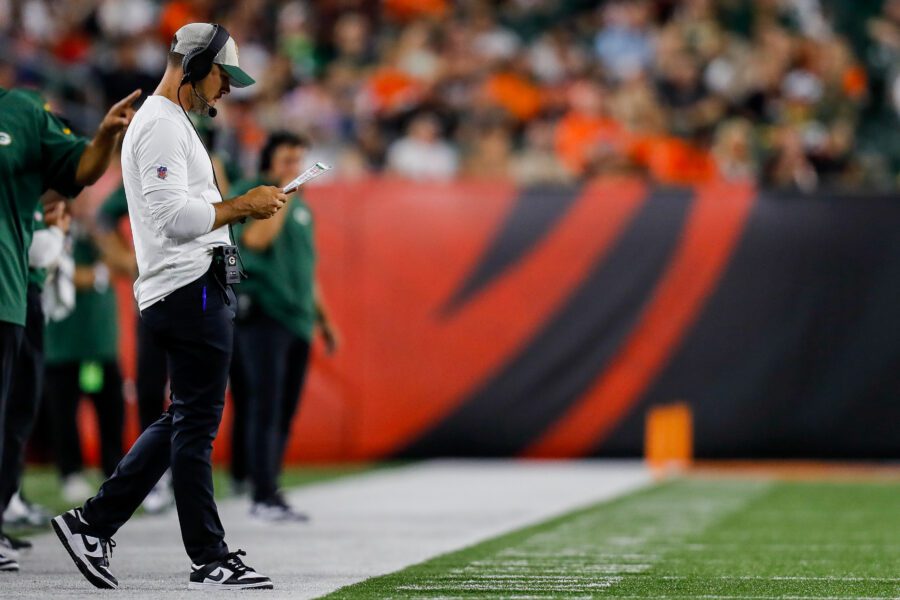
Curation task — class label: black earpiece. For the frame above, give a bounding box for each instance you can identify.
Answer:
[181,24,230,86]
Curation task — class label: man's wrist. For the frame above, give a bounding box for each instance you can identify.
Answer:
[226,196,253,223]
[213,196,250,230]
[92,126,118,147]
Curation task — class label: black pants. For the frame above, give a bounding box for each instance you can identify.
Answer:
[0,285,45,515]
[227,342,250,484]
[136,314,168,432]
[0,318,24,535]
[45,361,124,478]
[234,311,310,503]
[83,268,234,564]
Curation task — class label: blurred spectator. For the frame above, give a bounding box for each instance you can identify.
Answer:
[0,0,895,188]
[712,118,757,181]
[529,27,591,85]
[512,119,573,186]
[394,20,442,84]
[554,79,628,177]
[386,112,458,180]
[158,0,213,42]
[654,51,724,138]
[276,1,316,81]
[869,0,900,118]
[384,0,449,23]
[94,38,160,107]
[463,123,513,179]
[765,125,819,192]
[594,0,655,81]
[97,0,157,38]
[482,59,543,123]
[470,6,521,63]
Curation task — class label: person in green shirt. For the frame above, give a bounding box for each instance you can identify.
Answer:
[230,131,338,520]
[43,222,124,505]
[0,87,138,571]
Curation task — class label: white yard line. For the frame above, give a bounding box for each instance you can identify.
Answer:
[3,459,651,599]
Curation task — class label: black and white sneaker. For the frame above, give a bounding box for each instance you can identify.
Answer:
[51,508,118,589]
[0,538,18,572]
[1,532,31,555]
[189,549,273,590]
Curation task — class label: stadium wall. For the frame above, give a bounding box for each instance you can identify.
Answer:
[98,178,900,463]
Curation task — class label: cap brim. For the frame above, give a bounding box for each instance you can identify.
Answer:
[219,64,255,88]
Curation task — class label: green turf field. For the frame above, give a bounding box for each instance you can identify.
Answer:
[326,477,900,599]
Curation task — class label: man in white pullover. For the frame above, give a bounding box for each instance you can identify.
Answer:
[52,23,285,591]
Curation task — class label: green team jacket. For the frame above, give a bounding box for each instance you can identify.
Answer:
[0,87,87,325]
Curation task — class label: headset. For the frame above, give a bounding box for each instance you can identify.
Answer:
[180,24,230,117]
[181,23,230,85]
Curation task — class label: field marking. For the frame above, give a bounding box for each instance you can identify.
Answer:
[366,480,776,598]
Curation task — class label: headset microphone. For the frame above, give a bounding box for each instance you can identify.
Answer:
[192,85,217,118]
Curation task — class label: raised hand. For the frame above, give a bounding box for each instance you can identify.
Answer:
[98,89,141,138]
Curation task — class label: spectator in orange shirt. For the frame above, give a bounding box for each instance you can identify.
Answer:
[159,0,213,43]
[554,79,628,177]
[483,63,543,123]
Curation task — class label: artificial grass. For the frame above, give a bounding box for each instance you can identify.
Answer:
[325,478,900,599]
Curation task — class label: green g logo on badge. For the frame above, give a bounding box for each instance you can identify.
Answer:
[0,132,11,146]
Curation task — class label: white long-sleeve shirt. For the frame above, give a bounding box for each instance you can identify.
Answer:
[120,95,229,310]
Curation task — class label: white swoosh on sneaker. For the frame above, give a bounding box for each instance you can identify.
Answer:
[206,567,232,583]
[80,536,105,558]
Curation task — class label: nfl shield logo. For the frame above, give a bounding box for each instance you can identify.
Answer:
[157,165,168,179]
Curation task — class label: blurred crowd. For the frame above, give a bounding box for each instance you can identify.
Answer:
[2,0,899,190]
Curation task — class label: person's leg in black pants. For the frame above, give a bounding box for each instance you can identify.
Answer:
[0,286,45,515]
[136,316,168,432]
[235,313,292,505]
[82,271,234,564]
[45,363,84,479]
[92,362,124,477]
[227,338,249,489]
[0,321,24,540]
[0,323,21,411]
[274,336,310,479]
[136,314,172,515]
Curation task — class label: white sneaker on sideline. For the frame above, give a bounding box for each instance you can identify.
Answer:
[142,482,173,515]
[249,493,309,523]
[4,491,50,527]
[61,474,93,504]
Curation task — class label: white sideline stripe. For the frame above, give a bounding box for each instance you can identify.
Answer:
[6,460,651,599]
